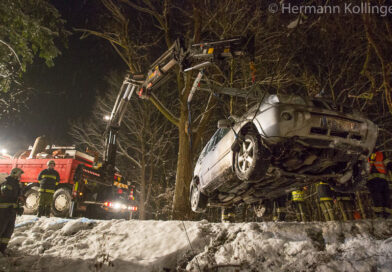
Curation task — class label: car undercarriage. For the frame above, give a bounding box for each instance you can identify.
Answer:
[207,137,368,207]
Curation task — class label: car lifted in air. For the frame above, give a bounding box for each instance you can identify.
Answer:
[190,93,378,212]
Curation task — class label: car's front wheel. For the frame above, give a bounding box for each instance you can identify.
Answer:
[234,133,269,182]
[190,180,207,213]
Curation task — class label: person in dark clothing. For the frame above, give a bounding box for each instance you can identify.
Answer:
[291,188,309,222]
[367,151,392,218]
[335,192,355,221]
[221,207,236,223]
[37,160,60,217]
[316,182,336,221]
[273,195,287,222]
[0,168,24,254]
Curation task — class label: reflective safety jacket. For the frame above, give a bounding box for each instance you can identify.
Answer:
[38,168,60,193]
[368,151,392,181]
[0,176,21,208]
[316,182,334,201]
[292,190,305,202]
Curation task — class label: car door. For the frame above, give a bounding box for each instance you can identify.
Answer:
[206,128,234,183]
[198,132,219,187]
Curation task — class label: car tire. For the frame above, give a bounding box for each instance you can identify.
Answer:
[234,133,270,182]
[24,187,40,214]
[190,181,207,213]
[52,188,72,217]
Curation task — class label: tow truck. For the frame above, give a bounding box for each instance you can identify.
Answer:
[0,138,137,219]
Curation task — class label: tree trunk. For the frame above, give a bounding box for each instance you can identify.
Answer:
[172,103,193,220]
[139,139,146,220]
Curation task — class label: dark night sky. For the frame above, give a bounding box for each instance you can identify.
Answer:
[0,1,126,154]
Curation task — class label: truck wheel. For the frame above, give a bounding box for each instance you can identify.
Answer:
[24,187,40,214]
[52,188,72,217]
[190,181,207,213]
[234,133,269,182]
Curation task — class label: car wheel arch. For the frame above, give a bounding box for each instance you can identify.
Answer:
[239,122,259,136]
[231,122,260,171]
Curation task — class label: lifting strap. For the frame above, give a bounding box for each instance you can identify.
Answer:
[187,70,204,152]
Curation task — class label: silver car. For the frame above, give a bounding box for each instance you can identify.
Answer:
[190,93,378,213]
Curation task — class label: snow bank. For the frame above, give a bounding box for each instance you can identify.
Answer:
[0,216,391,271]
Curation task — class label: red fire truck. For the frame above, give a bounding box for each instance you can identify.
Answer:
[0,144,137,219]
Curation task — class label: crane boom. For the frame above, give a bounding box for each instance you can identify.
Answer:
[101,35,254,178]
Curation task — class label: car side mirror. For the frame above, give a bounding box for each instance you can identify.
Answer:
[217,119,232,128]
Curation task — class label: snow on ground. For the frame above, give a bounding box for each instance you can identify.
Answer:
[0,216,391,272]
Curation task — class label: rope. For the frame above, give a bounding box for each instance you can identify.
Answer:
[181,221,202,272]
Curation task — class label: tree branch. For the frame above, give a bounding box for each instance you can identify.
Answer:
[148,93,179,127]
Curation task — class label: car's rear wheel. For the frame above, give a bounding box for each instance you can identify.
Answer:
[234,133,269,182]
[190,181,207,213]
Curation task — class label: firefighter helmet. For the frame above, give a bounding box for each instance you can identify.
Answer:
[10,167,24,178]
[47,160,56,166]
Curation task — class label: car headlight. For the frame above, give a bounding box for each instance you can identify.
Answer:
[113,202,122,209]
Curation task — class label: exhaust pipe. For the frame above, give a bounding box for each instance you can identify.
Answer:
[28,136,47,159]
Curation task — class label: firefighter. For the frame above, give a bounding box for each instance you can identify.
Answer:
[367,151,392,218]
[221,207,236,223]
[0,168,24,255]
[273,195,287,221]
[335,192,355,221]
[316,182,336,221]
[291,188,308,222]
[37,160,60,217]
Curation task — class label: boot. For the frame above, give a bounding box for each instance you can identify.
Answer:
[45,206,51,217]
[37,206,43,217]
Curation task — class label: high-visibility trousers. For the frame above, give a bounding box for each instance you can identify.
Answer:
[221,207,235,223]
[38,191,54,217]
[319,200,335,221]
[336,199,354,221]
[293,201,308,222]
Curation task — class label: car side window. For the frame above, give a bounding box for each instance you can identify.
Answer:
[200,135,215,158]
[199,128,230,159]
[209,128,230,151]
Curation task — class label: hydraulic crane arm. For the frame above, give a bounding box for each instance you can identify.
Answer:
[102,75,143,177]
[102,35,254,178]
[138,35,254,98]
